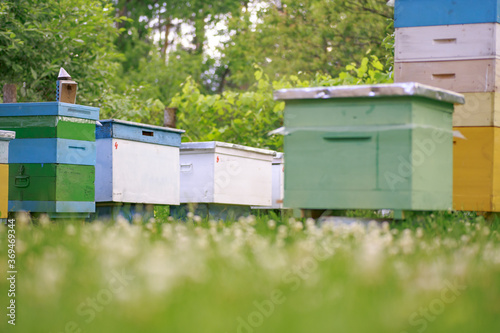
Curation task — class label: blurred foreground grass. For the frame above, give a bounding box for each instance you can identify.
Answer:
[1,211,499,333]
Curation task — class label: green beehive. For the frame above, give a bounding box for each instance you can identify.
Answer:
[274,83,465,212]
[8,164,95,215]
[0,102,99,141]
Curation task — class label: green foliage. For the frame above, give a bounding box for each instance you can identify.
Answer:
[0,0,122,105]
[221,0,394,89]
[171,66,284,151]
[172,54,392,150]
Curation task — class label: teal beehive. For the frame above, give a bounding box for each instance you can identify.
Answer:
[275,83,464,212]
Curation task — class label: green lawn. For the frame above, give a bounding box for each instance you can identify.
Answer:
[1,212,499,332]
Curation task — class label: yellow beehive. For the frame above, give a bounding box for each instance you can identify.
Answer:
[453,127,500,211]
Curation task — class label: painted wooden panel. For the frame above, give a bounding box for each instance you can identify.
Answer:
[0,116,95,141]
[179,142,275,206]
[395,0,500,27]
[395,59,500,93]
[96,119,184,147]
[9,201,95,214]
[0,102,99,120]
[8,138,96,165]
[9,164,95,202]
[213,149,272,206]
[452,127,500,212]
[253,153,285,209]
[453,92,500,126]
[179,152,215,203]
[395,24,500,62]
[279,91,455,211]
[0,164,8,218]
[95,138,180,205]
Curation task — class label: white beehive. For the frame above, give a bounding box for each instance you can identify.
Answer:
[253,152,285,209]
[179,141,275,206]
[95,119,184,205]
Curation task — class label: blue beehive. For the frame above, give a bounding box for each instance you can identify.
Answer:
[395,0,500,27]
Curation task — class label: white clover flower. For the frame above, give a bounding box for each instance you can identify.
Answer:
[193,215,202,224]
[38,214,51,227]
[187,212,194,219]
[267,219,276,230]
[416,227,424,238]
[65,224,76,236]
[293,222,304,232]
[16,211,31,228]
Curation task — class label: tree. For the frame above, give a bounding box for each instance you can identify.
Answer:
[0,0,122,105]
[218,0,393,90]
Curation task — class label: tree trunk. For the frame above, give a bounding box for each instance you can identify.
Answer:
[164,107,177,128]
[161,20,173,59]
[3,84,17,103]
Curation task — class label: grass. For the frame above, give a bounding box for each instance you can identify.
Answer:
[1,211,499,332]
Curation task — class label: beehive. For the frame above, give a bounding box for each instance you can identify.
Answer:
[453,127,500,211]
[275,83,464,211]
[179,141,275,206]
[394,0,500,27]
[95,119,185,210]
[0,131,15,219]
[394,0,500,213]
[0,102,99,217]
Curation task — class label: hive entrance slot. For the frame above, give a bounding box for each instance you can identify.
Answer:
[142,131,154,137]
[432,73,456,80]
[433,38,457,44]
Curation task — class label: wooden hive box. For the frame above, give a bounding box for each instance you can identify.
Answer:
[0,102,99,141]
[454,92,500,126]
[395,24,500,62]
[395,0,500,28]
[453,127,500,211]
[179,141,275,207]
[0,131,15,219]
[275,83,464,211]
[0,103,99,217]
[394,58,500,93]
[95,119,185,206]
[8,164,95,216]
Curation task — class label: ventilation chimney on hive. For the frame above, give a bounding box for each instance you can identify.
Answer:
[56,67,78,104]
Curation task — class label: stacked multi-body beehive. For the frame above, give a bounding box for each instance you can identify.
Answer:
[0,102,99,218]
[394,0,500,211]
